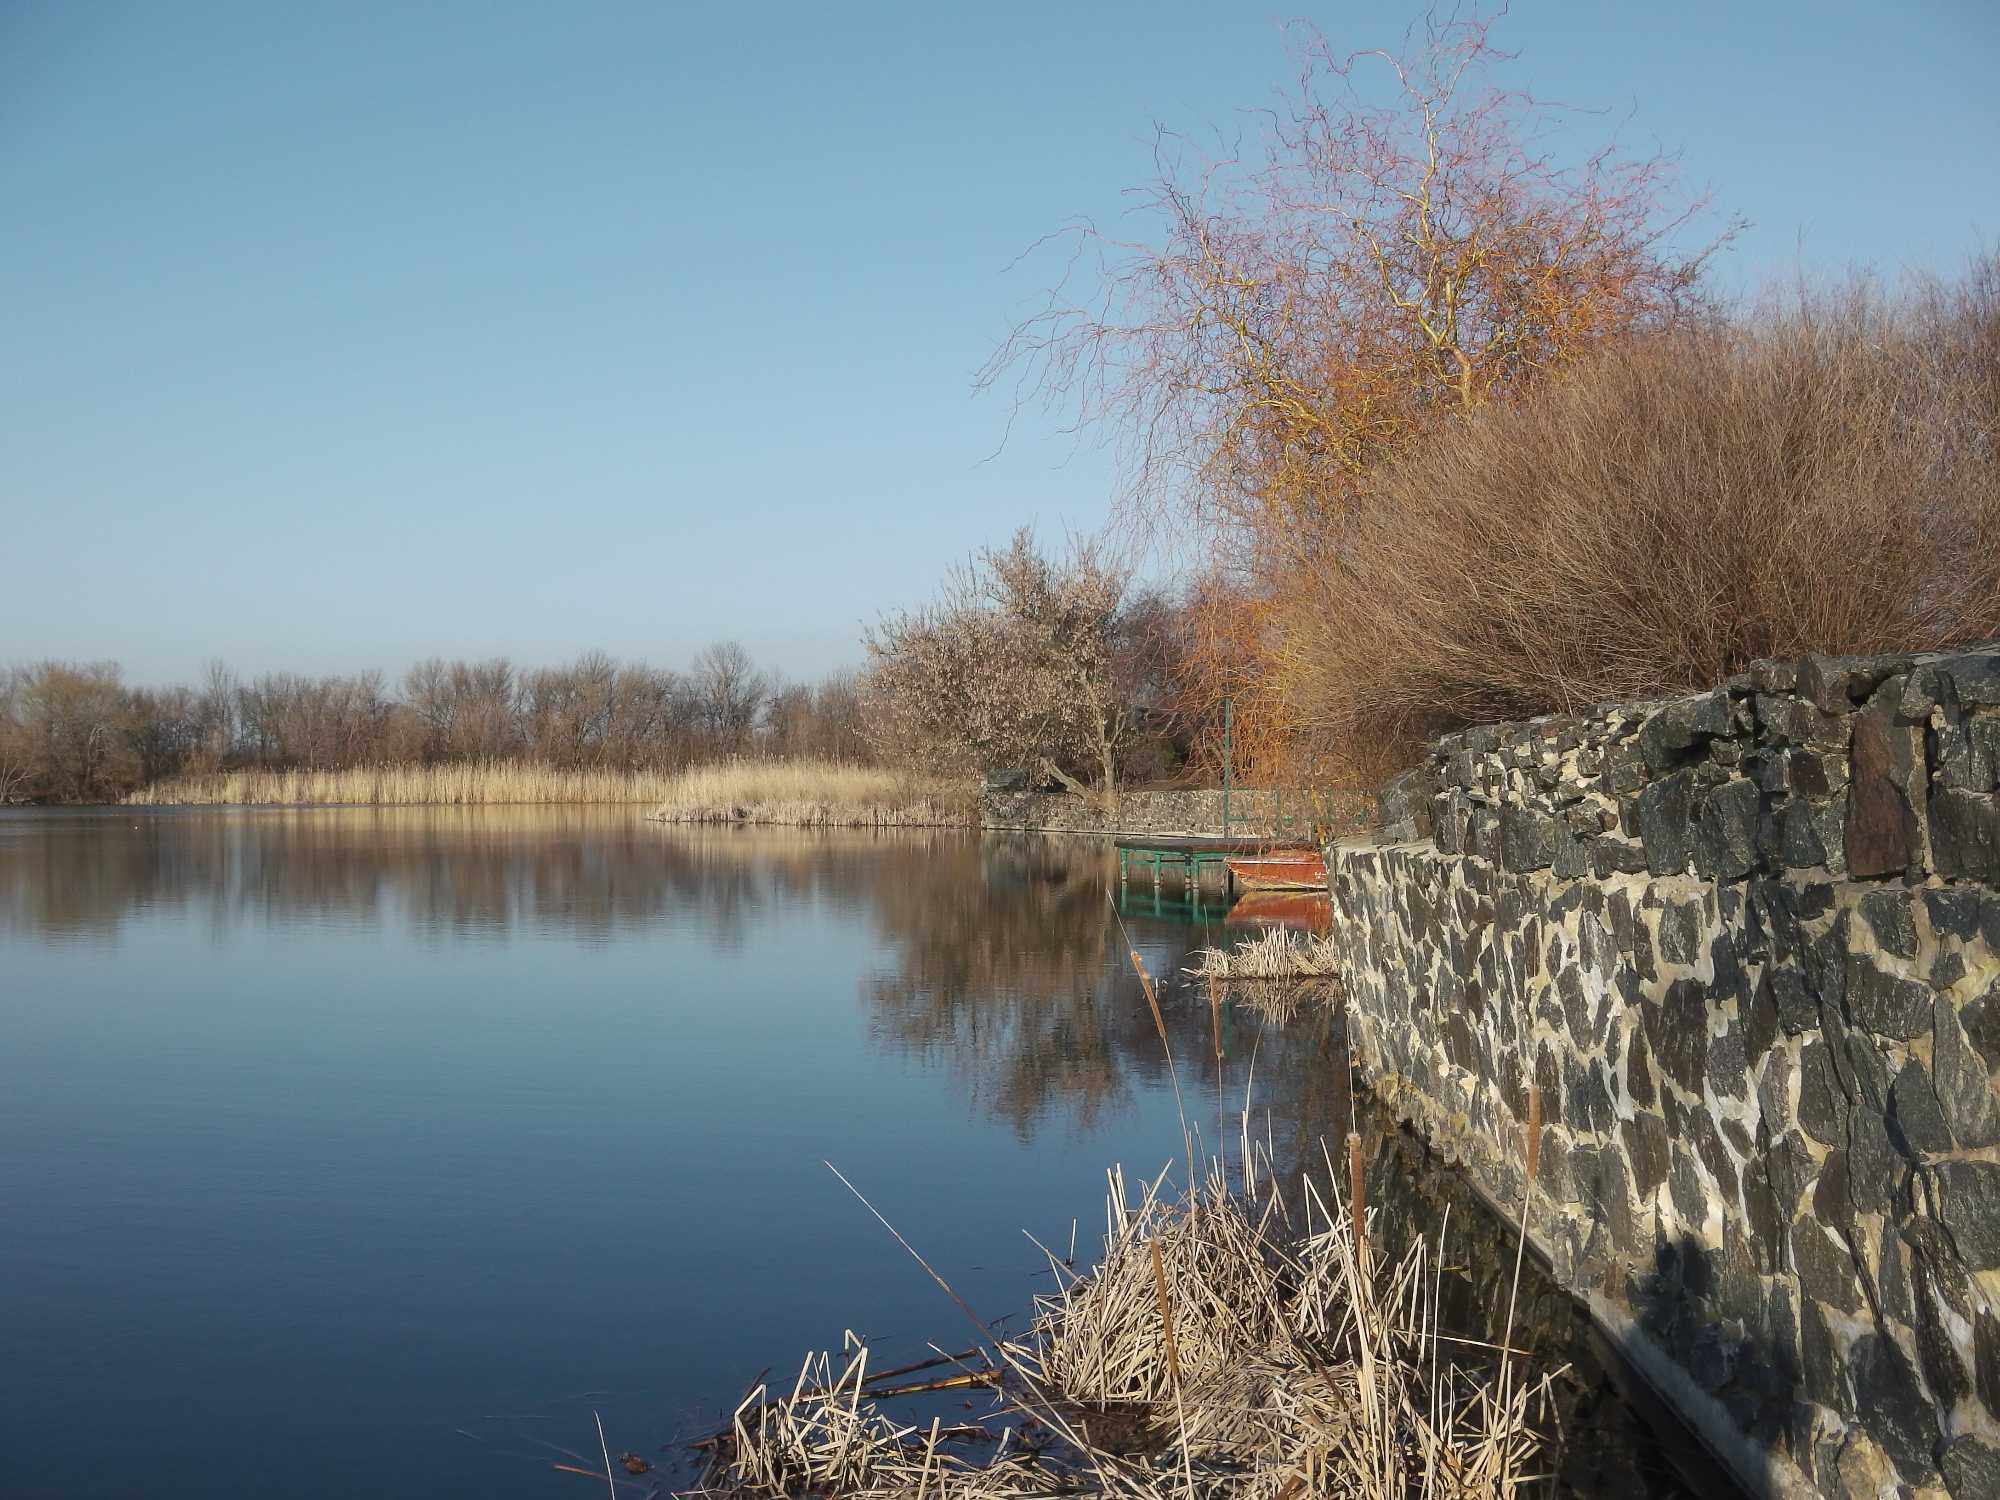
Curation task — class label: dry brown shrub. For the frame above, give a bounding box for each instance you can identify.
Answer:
[1279,264,2000,762]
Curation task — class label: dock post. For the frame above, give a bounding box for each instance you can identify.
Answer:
[1221,698,1233,837]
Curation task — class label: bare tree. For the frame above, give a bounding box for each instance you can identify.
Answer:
[690,641,768,750]
[866,530,1136,808]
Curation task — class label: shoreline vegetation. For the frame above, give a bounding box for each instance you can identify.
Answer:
[682,1144,1553,1500]
[123,756,974,824]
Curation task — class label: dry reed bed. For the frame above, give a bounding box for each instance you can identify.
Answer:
[125,757,970,821]
[1189,927,1343,981]
[646,760,967,827]
[688,1147,1555,1500]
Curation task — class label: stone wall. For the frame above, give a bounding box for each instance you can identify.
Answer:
[1329,646,2000,1500]
[979,787,1313,838]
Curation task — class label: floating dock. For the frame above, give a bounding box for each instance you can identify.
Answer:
[1113,835,1323,891]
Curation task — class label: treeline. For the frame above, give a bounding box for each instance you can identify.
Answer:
[0,644,874,804]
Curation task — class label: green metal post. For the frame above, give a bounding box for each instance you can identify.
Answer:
[1221,698,1233,838]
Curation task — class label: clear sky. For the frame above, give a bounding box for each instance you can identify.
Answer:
[4,1,1995,686]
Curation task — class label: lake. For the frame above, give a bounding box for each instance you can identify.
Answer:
[0,808,1704,1498]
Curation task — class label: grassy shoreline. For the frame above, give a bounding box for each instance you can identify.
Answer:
[125,757,973,823]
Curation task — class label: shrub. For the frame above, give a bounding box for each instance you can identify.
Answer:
[1279,264,2000,767]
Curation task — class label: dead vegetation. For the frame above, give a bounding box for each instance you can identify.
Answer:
[681,1144,1555,1500]
[1188,928,1343,982]
[645,759,968,827]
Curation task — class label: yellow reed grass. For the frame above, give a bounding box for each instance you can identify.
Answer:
[646,758,967,827]
[126,757,971,823]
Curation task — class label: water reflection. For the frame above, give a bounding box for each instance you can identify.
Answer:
[0,809,1709,1498]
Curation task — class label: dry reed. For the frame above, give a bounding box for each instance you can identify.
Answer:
[125,757,970,823]
[1189,928,1343,981]
[684,1145,1556,1500]
[647,759,967,827]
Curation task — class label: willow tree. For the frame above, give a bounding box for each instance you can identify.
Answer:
[984,9,1729,777]
[865,530,1138,810]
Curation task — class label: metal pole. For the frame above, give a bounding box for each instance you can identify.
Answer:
[1221,698,1233,838]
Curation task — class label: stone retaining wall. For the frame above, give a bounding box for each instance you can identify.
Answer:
[1330,646,2000,1500]
[979,787,1309,837]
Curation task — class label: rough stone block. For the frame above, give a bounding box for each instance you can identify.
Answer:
[1930,788,2000,881]
[1847,695,1926,876]
[1638,768,1697,876]
[1694,777,1761,881]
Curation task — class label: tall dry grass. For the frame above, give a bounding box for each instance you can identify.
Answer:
[1280,263,2000,763]
[646,759,968,826]
[127,757,970,823]
[685,1148,1553,1500]
[126,760,683,806]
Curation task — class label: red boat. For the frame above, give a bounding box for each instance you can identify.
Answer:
[1223,847,1328,892]
[1225,889,1332,934]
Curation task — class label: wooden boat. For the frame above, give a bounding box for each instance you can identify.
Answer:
[1224,889,1332,934]
[1223,847,1328,891]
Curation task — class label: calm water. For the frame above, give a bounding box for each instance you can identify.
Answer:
[1,808,1708,1499]
[0,809,1339,1497]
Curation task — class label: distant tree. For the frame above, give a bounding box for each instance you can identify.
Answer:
[690,641,768,750]
[0,668,30,803]
[17,662,139,802]
[866,529,1136,808]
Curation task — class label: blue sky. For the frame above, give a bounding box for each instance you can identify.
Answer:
[4,1,1995,685]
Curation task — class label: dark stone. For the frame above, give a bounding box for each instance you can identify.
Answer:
[1647,980,1710,1094]
[1744,974,1780,1065]
[1802,654,1906,712]
[1638,769,1698,876]
[1657,900,1703,966]
[1588,835,1650,877]
[1799,1296,1848,1415]
[1847,952,1935,1040]
[1552,817,1590,880]
[1706,1013,1748,1101]
[1926,887,1984,941]
[1847,698,1926,876]
[1777,799,1829,868]
[1694,778,1761,881]
[1565,1054,1615,1135]
[1795,1219,1861,1313]
[1692,1110,1740,1202]
[1879,1217,1914,1327]
[1623,1113,1669,1201]
[1938,651,2000,705]
[1847,1106,1901,1215]
[1768,966,1819,1034]
[1934,997,2000,1149]
[1977,1307,2000,1420]
[1669,1146,1706,1224]
[1748,657,1800,693]
[1934,947,1968,991]
[1932,788,2000,880]
[1638,691,1733,770]
[1858,888,1921,957]
[1626,1025,1656,1109]
[1467,808,1500,863]
[1943,1439,2000,1500]
[1798,1041,1849,1146]
[1910,1254,1970,1410]
[1940,1160,2000,1269]
[1964,989,2000,1069]
[1499,805,1556,872]
[1850,1332,1942,1482]
[1813,1149,1853,1226]
[1889,1059,1953,1156]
